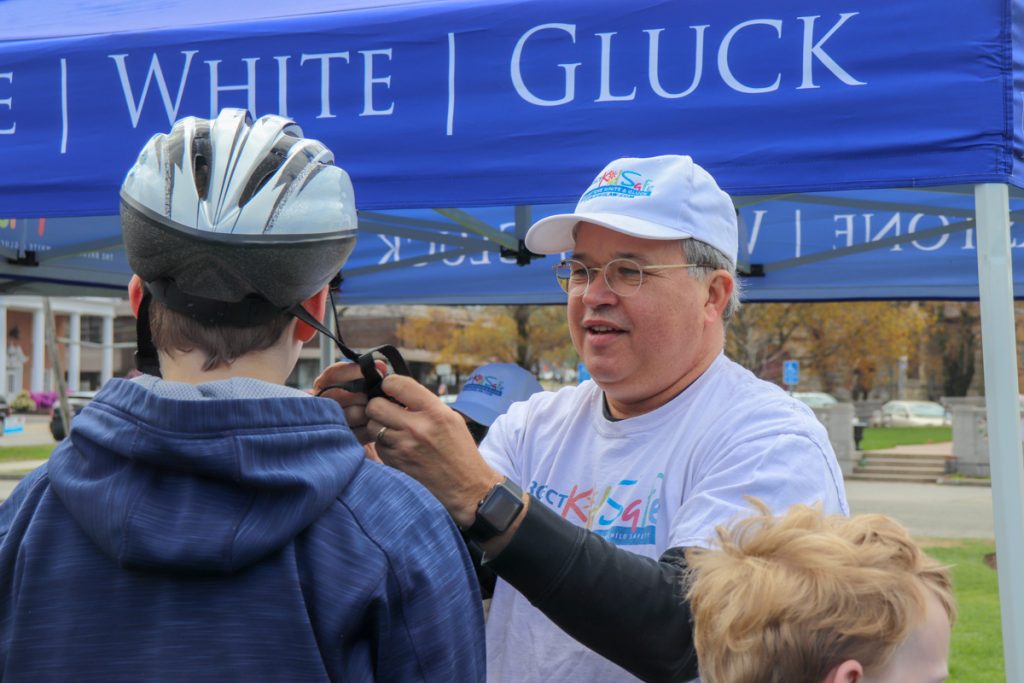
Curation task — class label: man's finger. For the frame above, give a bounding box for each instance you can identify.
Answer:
[365,394,410,427]
[379,375,445,412]
[314,360,363,392]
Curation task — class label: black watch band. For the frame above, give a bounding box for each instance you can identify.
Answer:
[464,477,525,544]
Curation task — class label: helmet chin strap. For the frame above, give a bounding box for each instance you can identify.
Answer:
[289,290,411,401]
[135,280,411,400]
[134,288,162,377]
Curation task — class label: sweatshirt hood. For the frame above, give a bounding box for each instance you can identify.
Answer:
[48,379,365,575]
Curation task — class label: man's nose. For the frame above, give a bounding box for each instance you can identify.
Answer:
[581,269,618,306]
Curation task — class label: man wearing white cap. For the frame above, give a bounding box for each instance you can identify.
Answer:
[318,155,846,682]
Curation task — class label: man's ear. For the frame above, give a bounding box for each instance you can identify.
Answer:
[822,660,863,683]
[128,275,145,318]
[294,286,330,343]
[704,270,734,323]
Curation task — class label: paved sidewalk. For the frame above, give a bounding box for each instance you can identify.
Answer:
[864,441,954,456]
[845,479,993,540]
[0,464,996,541]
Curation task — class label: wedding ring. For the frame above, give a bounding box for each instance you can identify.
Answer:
[375,425,389,445]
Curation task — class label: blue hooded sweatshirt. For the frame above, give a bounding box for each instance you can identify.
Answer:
[0,379,485,682]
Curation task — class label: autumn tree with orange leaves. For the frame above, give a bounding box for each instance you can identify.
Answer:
[727,301,928,397]
[398,305,574,385]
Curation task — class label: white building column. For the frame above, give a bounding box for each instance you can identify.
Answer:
[30,308,43,392]
[0,304,7,399]
[101,315,114,385]
[68,313,81,392]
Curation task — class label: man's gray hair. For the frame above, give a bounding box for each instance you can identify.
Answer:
[681,239,742,325]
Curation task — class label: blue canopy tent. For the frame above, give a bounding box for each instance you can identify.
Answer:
[2,0,1024,676]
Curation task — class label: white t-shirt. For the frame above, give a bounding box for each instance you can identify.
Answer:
[480,353,848,683]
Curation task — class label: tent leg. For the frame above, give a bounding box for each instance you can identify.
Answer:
[514,205,532,240]
[319,302,336,372]
[974,182,1024,683]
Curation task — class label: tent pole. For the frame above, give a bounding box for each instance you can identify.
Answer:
[319,301,336,372]
[514,205,532,240]
[974,182,1024,683]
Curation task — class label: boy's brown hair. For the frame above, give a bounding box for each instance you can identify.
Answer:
[149,297,293,371]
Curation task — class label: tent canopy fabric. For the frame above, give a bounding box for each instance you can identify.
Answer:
[1,0,1024,301]
[0,0,1021,218]
[4,188,1024,304]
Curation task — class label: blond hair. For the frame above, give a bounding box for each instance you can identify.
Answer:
[685,500,955,683]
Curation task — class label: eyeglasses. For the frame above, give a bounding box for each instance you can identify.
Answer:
[553,258,712,298]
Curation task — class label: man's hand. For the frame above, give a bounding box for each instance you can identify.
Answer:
[366,374,504,528]
[313,360,387,445]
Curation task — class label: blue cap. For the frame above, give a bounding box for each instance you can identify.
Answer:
[451,363,544,426]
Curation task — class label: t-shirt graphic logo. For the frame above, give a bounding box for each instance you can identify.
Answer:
[529,475,663,546]
[581,168,655,201]
[461,373,504,397]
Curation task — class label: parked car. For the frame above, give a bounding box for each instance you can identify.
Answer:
[49,391,98,441]
[792,391,838,408]
[876,400,950,427]
[793,391,866,447]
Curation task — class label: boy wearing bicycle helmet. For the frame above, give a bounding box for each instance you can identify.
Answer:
[0,110,485,683]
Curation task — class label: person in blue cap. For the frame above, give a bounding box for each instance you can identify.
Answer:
[452,363,544,445]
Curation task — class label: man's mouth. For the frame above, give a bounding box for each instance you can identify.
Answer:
[584,323,625,335]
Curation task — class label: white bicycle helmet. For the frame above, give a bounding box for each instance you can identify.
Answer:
[120,109,357,318]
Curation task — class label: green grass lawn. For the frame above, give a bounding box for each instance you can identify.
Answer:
[0,444,55,462]
[924,540,1004,682]
[860,426,952,451]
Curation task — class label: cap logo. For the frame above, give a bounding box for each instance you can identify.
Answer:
[581,168,654,201]
[462,373,504,397]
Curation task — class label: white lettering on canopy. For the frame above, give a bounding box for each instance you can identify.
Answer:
[0,72,14,135]
[206,57,258,116]
[909,213,950,252]
[645,26,708,99]
[109,51,197,127]
[378,234,400,264]
[274,56,290,116]
[834,212,959,253]
[718,19,783,94]
[85,14,865,139]
[300,51,351,119]
[512,13,865,106]
[595,32,636,102]
[511,23,580,106]
[798,13,866,90]
[359,49,395,116]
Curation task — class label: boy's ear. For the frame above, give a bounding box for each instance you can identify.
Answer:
[823,660,863,683]
[295,286,330,343]
[128,275,145,318]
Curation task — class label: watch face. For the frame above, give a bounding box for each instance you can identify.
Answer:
[481,485,523,531]
[472,479,524,541]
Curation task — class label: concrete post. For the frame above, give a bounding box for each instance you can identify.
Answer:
[68,313,81,392]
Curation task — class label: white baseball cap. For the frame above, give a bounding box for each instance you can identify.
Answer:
[451,363,544,427]
[525,155,738,264]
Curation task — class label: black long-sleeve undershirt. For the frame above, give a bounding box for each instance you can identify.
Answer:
[480,496,698,683]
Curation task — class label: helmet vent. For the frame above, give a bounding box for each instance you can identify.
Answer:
[193,156,210,201]
[238,148,288,208]
[190,120,212,201]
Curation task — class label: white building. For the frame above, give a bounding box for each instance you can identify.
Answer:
[0,296,128,398]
